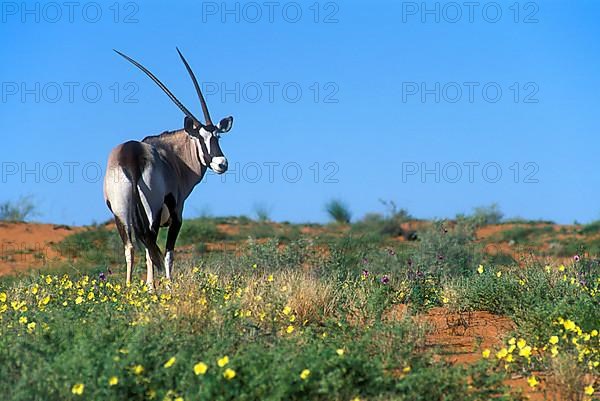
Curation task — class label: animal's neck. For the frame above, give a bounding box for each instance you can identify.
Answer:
[144,129,208,195]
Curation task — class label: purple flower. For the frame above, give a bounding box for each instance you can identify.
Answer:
[380,275,390,285]
[99,272,106,281]
[574,255,580,262]
[108,268,113,275]
[362,257,369,265]
[361,269,369,278]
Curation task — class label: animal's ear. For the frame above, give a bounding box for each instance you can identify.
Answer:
[217,116,233,133]
[184,116,199,134]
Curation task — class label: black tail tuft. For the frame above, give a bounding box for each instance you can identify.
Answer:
[130,182,164,272]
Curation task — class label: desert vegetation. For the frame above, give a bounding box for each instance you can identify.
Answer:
[0,202,598,400]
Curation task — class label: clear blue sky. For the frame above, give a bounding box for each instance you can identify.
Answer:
[1,1,599,225]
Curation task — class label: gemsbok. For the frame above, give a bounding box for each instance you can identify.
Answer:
[103,48,233,288]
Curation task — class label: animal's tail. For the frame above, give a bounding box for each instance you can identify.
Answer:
[130,177,164,272]
[119,142,164,273]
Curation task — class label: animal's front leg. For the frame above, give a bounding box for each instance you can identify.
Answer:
[165,216,182,281]
[145,248,155,290]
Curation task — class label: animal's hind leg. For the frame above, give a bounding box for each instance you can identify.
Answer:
[164,215,182,281]
[145,248,154,289]
[125,244,134,284]
[143,229,163,290]
[115,216,134,284]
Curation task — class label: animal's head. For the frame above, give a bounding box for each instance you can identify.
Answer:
[114,48,234,174]
[183,115,232,174]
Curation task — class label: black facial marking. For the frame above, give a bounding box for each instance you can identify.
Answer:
[209,136,223,157]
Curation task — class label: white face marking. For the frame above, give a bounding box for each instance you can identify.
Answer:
[210,156,228,174]
[199,127,213,154]
[194,127,227,174]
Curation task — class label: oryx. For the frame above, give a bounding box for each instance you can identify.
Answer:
[103,48,233,288]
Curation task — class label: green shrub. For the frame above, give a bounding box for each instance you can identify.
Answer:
[325,199,352,224]
[0,195,38,222]
[353,200,413,239]
[175,218,225,244]
[413,219,482,277]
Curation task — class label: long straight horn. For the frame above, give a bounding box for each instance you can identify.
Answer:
[113,49,203,127]
[176,47,214,126]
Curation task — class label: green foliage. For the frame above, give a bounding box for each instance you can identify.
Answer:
[464,203,504,226]
[579,220,600,235]
[413,219,482,277]
[452,259,600,342]
[0,242,520,401]
[54,226,122,267]
[353,200,414,238]
[253,203,272,223]
[325,199,352,224]
[174,218,226,245]
[0,195,38,222]
[495,225,554,244]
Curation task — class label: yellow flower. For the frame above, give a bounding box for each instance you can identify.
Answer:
[19,316,28,324]
[517,338,527,349]
[563,320,576,331]
[336,348,345,356]
[584,386,594,396]
[496,348,508,359]
[482,349,491,359]
[45,276,53,284]
[591,329,598,337]
[549,336,559,345]
[442,296,449,304]
[223,368,236,380]
[71,383,85,395]
[300,369,311,380]
[132,364,144,375]
[527,375,539,388]
[164,357,176,368]
[217,356,229,367]
[558,264,565,272]
[194,362,208,375]
[108,376,118,386]
[283,306,292,315]
[496,271,502,278]
[41,296,50,305]
[286,325,295,334]
[402,366,411,373]
[0,292,6,302]
[508,337,516,345]
[477,265,484,274]
[27,322,36,332]
[550,346,559,357]
[75,296,84,305]
[519,346,532,358]
[175,398,184,401]
[267,274,274,282]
